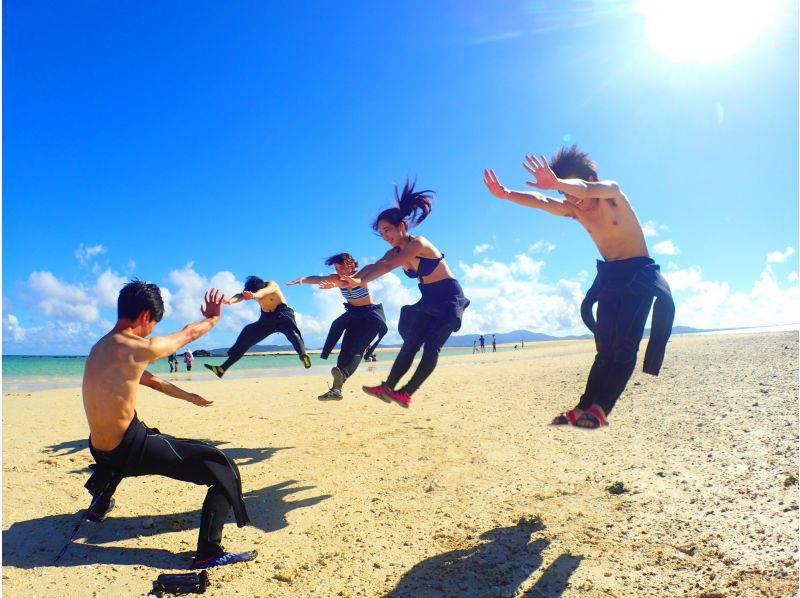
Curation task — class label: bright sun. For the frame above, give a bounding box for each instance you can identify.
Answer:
[638,0,785,62]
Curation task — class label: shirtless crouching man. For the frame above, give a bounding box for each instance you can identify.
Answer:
[485,146,674,429]
[82,280,255,568]
[204,276,311,378]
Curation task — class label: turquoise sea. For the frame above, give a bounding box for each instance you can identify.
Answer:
[4,325,796,392]
[2,347,481,392]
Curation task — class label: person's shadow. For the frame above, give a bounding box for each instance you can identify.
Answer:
[3,480,330,570]
[44,439,292,473]
[387,516,582,598]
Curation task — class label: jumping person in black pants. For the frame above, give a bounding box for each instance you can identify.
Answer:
[204,277,311,378]
[485,146,674,429]
[82,280,254,569]
[287,252,388,400]
[339,179,470,408]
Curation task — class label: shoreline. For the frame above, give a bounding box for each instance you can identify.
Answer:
[4,327,797,393]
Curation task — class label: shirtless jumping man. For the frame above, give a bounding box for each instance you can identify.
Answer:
[485,145,674,429]
[82,280,255,568]
[204,276,311,378]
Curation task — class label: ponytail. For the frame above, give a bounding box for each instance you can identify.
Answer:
[372,178,435,232]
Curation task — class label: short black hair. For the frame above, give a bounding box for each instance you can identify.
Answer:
[244,276,268,293]
[550,145,598,181]
[118,279,165,322]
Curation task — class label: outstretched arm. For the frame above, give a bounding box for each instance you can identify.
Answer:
[224,293,245,305]
[350,242,422,285]
[140,370,213,406]
[286,275,338,286]
[523,155,622,201]
[144,289,224,361]
[243,280,280,300]
[484,169,575,218]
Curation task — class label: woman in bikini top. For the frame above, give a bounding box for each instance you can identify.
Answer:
[337,178,469,407]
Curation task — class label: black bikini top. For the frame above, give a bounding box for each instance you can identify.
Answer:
[403,254,445,279]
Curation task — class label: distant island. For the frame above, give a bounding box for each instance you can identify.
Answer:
[193,326,708,355]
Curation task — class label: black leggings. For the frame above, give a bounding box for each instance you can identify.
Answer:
[223,306,306,371]
[577,288,654,415]
[91,432,241,560]
[336,319,383,379]
[385,313,456,396]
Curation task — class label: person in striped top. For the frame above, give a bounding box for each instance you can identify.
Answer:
[287,253,387,400]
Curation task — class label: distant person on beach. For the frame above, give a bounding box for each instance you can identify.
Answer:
[473,339,479,354]
[183,349,194,371]
[204,277,311,378]
[287,252,388,400]
[479,335,485,353]
[492,334,497,352]
[81,280,254,568]
[167,353,177,372]
[485,146,674,429]
[339,179,470,408]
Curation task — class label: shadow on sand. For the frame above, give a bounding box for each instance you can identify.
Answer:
[387,516,582,598]
[3,481,330,570]
[45,438,292,476]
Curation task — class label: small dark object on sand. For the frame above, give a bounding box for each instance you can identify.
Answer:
[606,481,627,495]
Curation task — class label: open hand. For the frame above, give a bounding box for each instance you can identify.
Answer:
[523,155,559,190]
[201,289,224,319]
[483,169,511,199]
[338,274,361,287]
[285,278,304,286]
[186,393,213,407]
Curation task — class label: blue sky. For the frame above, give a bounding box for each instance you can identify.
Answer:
[3,1,798,355]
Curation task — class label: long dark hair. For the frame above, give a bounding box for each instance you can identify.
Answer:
[371,179,434,232]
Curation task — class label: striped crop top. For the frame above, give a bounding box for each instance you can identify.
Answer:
[340,285,370,301]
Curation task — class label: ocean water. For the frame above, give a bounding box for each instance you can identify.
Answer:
[3,325,796,392]
[2,347,480,392]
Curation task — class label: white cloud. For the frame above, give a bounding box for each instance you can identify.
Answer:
[766,246,796,264]
[642,220,669,237]
[665,257,800,329]
[653,240,679,255]
[94,269,127,309]
[457,255,585,336]
[528,240,556,254]
[74,244,106,266]
[28,271,100,323]
[4,313,26,343]
[473,243,493,255]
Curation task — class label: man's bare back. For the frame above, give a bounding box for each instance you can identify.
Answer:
[83,287,222,452]
[83,332,157,451]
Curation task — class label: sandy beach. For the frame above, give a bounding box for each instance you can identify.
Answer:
[3,331,798,597]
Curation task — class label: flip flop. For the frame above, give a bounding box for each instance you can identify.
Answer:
[549,409,580,426]
[574,406,608,430]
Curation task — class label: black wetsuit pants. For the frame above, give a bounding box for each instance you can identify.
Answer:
[90,432,241,560]
[576,286,654,416]
[335,319,383,380]
[222,305,306,371]
[385,313,457,396]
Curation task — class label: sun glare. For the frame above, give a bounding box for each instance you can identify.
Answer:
[638,0,784,62]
